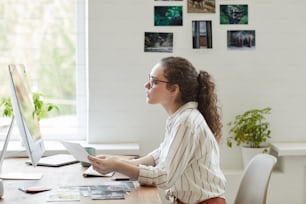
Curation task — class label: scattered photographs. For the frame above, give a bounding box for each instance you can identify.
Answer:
[227,30,255,49]
[47,186,80,202]
[187,0,215,13]
[192,20,213,49]
[144,32,173,53]
[86,182,135,200]
[220,5,248,24]
[154,6,183,26]
[53,182,137,201]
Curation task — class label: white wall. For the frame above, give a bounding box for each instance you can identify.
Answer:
[87,0,306,171]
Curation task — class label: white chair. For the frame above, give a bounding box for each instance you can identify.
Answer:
[234,153,277,204]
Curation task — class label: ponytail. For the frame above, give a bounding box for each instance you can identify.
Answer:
[197,71,222,141]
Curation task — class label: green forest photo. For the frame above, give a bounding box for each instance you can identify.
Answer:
[220,5,248,24]
[154,6,183,26]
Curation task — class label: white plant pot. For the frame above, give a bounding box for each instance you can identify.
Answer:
[241,146,269,168]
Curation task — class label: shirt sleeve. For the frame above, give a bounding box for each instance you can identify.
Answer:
[138,164,168,186]
[165,122,197,187]
[138,121,198,189]
[148,147,161,164]
[138,146,165,186]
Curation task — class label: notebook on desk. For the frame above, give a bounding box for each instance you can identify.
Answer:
[83,166,114,177]
[26,154,79,167]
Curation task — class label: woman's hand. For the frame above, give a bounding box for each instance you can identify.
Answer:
[88,155,140,179]
[88,155,118,175]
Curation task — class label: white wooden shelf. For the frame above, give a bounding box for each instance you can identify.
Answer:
[271,142,306,157]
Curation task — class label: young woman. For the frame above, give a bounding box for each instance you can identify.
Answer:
[88,56,227,204]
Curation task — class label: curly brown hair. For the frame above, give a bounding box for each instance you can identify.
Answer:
[160,56,222,141]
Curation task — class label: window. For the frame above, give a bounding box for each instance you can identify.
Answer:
[0,0,86,141]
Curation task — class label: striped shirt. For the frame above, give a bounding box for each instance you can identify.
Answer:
[138,102,226,204]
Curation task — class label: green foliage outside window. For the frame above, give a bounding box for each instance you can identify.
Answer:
[0,1,77,117]
[0,93,59,121]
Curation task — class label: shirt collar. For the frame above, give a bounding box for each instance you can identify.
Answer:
[169,101,198,118]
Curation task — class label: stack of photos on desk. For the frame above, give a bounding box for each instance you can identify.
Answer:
[47,181,137,201]
[80,181,136,200]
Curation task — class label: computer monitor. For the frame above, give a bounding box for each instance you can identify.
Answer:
[2,65,45,169]
[0,65,78,179]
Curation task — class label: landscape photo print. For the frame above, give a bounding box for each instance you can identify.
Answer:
[154,6,183,26]
[187,0,215,13]
[227,30,255,49]
[144,32,173,53]
[220,4,248,24]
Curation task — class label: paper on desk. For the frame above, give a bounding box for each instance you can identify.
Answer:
[60,141,90,163]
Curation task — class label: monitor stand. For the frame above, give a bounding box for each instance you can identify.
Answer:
[0,116,42,180]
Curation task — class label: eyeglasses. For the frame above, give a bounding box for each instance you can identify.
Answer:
[148,75,169,88]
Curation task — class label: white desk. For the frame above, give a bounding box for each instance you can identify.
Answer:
[0,158,162,204]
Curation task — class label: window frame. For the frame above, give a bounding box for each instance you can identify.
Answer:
[0,0,87,142]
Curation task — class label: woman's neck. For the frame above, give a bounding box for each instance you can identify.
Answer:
[162,101,183,115]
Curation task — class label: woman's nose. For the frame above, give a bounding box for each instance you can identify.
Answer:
[144,81,150,89]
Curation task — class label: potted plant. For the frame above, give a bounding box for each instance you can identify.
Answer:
[227,107,272,167]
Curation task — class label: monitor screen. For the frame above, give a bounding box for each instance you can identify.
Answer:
[8,64,45,166]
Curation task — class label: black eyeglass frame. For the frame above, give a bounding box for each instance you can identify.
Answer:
[148,75,169,88]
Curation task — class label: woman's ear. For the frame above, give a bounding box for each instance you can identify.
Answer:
[169,84,180,95]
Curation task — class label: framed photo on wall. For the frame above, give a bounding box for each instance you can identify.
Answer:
[154,6,183,26]
[144,32,173,53]
[227,30,255,50]
[192,20,213,49]
[220,5,248,24]
[187,0,215,13]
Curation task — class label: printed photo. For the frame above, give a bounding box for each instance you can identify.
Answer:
[220,5,248,24]
[227,30,255,49]
[187,0,215,13]
[144,32,173,53]
[192,21,213,49]
[154,6,183,26]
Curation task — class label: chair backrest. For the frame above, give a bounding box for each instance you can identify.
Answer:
[234,153,277,204]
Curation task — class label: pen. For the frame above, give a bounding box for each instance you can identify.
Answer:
[113,178,132,181]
